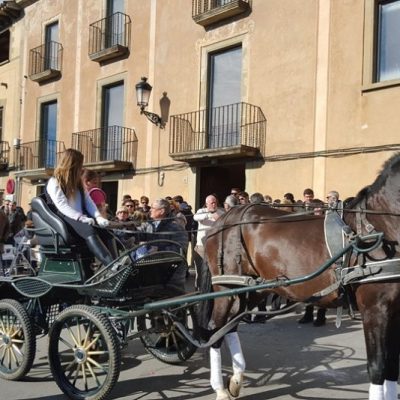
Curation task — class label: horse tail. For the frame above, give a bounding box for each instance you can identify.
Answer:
[196,259,214,339]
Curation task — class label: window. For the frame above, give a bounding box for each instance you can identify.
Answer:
[0,30,10,64]
[208,46,242,148]
[375,0,400,82]
[40,101,57,167]
[106,0,125,47]
[45,22,59,70]
[0,107,3,142]
[102,82,124,160]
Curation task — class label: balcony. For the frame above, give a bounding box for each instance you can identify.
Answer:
[169,102,266,164]
[89,12,131,63]
[192,0,251,27]
[13,140,66,180]
[0,0,22,31]
[0,141,10,170]
[29,41,63,83]
[72,126,137,172]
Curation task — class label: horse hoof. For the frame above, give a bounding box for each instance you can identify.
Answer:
[216,389,231,400]
[227,373,243,398]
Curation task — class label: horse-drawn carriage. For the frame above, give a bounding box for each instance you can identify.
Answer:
[2,153,400,400]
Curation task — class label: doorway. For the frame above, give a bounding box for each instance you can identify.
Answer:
[198,163,245,208]
[101,181,118,215]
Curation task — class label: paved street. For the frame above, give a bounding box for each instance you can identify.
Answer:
[0,308,375,400]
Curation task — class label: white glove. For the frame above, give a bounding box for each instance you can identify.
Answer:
[96,216,110,227]
[79,216,95,225]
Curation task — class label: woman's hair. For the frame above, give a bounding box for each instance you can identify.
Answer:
[54,149,84,198]
[82,169,99,185]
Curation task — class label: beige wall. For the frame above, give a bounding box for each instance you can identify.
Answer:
[2,0,399,210]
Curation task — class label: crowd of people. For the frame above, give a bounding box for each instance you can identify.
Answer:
[0,149,345,327]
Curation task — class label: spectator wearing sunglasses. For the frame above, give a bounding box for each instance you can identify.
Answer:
[237,191,250,204]
[123,199,136,218]
[230,188,241,198]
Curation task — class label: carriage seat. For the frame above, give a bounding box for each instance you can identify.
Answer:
[31,196,82,250]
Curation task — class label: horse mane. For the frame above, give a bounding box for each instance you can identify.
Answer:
[347,152,400,209]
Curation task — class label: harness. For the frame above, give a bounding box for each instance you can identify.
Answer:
[210,202,400,325]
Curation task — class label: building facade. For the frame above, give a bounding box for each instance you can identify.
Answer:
[0,0,399,212]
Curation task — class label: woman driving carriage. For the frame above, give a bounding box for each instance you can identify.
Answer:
[46,148,116,266]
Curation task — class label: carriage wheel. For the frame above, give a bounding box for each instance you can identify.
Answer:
[48,305,120,400]
[0,299,36,380]
[137,305,197,365]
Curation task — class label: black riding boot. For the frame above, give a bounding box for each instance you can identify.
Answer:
[313,308,326,327]
[86,235,114,266]
[298,305,314,324]
[105,236,119,259]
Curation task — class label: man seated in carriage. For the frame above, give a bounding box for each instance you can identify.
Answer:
[136,198,189,255]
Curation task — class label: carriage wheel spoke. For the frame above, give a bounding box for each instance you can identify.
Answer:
[11,339,24,344]
[11,343,23,358]
[86,361,100,387]
[63,358,77,374]
[0,318,6,334]
[87,356,108,373]
[76,317,82,345]
[10,328,22,339]
[81,363,87,390]
[9,346,19,366]
[71,363,80,386]
[87,350,107,356]
[59,337,74,350]
[86,334,101,350]
[66,323,79,347]
[0,345,6,364]
[82,322,92,348]
[6,348,11,370]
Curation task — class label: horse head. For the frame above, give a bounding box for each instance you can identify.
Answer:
[345,153,400,253]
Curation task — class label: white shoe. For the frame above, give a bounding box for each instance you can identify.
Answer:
[216,389,231,400]
[228,373,243,398]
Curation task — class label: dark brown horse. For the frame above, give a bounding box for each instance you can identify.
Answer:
[203,153,400,400]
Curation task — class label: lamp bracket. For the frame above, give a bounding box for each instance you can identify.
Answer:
[141,109,165,129]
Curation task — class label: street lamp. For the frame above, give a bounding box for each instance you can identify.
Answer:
[135,77,164,128]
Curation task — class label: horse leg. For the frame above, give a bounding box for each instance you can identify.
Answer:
[359,291,400,400]
[225,331,245,398]
[382,314,400,400]
[361,307,397,400]
[210,344,231,400]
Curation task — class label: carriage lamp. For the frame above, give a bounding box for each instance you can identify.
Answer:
[135,77,164,128]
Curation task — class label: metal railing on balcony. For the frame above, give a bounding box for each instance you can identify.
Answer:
[72,126,138,167]
[89,12,131,56]
[16,140,65,170]
[170,102,266,156]
[0,140,10,166]
[192,0,250,25]
[29,41,63,76]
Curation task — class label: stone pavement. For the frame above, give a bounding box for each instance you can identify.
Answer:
[0,308,376,400]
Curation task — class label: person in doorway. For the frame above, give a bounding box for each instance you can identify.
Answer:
[46,148,116,267]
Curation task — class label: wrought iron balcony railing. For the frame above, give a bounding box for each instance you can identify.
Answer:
[29,41,63,82]
[16,140,65,171]
[72,125,138,168]
[192,0,251,26]
[169,102,266,158]
[89,12,131,62]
